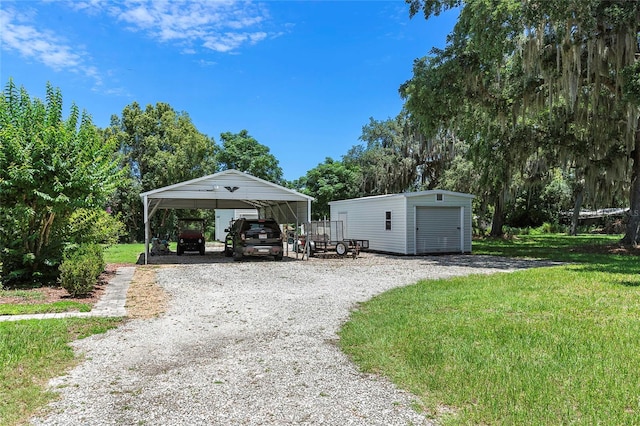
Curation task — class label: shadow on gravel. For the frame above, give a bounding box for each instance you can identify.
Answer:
[139,248,560,270]
[138,249,302,265]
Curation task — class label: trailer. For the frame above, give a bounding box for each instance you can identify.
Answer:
[296,220,369,259]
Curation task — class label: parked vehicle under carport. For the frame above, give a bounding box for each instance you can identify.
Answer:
[225,218,284,261]
[177,218,206,256]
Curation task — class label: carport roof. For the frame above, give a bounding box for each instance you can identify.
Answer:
[139,169,314,211]
[140,170,313,264]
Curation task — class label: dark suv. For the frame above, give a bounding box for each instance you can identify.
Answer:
[177,218,206,256]
[224,218,283,261]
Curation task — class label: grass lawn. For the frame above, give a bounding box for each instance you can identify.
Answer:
[0,300,90,316]
[472,233,624,262]
[0,317,122,426]
[104,243,145,264]
[339,233,640,425]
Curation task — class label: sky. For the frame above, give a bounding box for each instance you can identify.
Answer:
[1,0,458,181]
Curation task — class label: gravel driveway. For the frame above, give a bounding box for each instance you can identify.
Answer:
[32,252,553,425]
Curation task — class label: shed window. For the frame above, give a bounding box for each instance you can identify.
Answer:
[385,211,392,230]
[436,193,444,202]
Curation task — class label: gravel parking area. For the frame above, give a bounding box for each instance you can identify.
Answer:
[32,252,554,425]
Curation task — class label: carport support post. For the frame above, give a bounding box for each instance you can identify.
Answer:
[143,194,149,265]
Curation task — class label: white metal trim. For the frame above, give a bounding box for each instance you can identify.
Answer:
[413,206,418,256]
[460,206,465,253]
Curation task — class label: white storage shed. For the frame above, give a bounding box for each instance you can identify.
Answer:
[214,209,259,241]
[329,190,474,255]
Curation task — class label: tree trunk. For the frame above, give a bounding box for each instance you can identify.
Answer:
[622,127,640,245]
[490,191,505,237]
[477,199,489,235]
[570,185,583,236]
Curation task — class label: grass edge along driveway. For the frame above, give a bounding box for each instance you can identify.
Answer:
[0,244,137,426]
[0,317,122,426]
[339,234,640,425]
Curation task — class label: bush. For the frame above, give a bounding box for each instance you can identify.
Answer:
[534,222,567,234]
[58,244,105,297]
[503,226,531,237]
[68,209,125,247]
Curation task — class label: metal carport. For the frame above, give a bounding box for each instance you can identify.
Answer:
[139,169,313,264]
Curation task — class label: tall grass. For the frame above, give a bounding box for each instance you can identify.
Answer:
[0,318,121,426]
[339,234,640,425]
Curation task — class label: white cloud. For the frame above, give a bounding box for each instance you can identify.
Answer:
[197,59,217,67]
[86,0,273,53]
[0,6,132,96]
[0,1,277,95]
[0,8,83,70]
[203,33,240,52]
[120,5,156,28]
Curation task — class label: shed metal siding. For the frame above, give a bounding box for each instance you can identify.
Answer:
[331,190,474,255]
[152,172,305,202]
[214,209,258,241]
[214,210,234,241]
[330,195,407,253]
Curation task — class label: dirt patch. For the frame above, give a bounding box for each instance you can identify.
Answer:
[126,266,170,319]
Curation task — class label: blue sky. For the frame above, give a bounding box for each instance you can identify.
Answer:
[1,1,457,181]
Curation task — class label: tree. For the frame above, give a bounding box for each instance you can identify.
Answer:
[291,158,360,220]
[216,130,283,184]
[344,113,457,196]
[509,0,638,237]
[405,0,640,240]
[351,116,418,194]
[401,17,541,236]
[109,102,218,240]
[0,80,122,285]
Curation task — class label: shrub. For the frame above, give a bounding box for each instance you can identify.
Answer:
[535,222,567,234]
[503,226,531,237]
[68,208,125,247]
[58,244,105,297]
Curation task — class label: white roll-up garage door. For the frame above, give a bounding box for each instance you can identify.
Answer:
[415,207,462,254]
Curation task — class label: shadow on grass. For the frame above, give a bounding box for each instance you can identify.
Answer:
[426,254,561,271]
[558,250,640,275]
[473,234,640,278]
[475,234,636,257]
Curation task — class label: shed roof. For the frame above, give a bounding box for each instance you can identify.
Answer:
[328,190,475,205]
